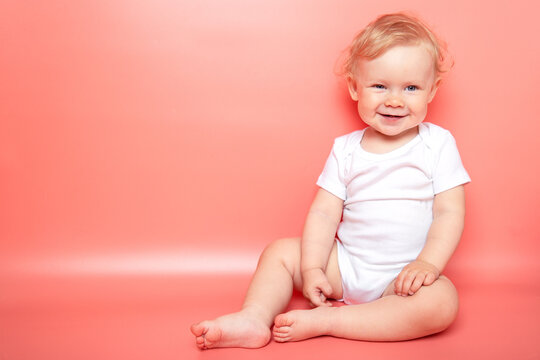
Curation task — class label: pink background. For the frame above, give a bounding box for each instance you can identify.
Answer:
[2,0,539,280]
[1,1,539,358]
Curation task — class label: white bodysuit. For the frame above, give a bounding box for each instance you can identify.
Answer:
[316,123,470,304]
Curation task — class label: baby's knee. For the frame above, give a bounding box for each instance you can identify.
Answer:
[260,238,301,266]
[423,276,459,332]
[263,237,301,258]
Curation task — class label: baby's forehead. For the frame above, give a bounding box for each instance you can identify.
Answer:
[358,44,437,76]
[377,42,436,63]
[357,45,437,82]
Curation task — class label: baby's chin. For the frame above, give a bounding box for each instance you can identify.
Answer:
[368,123,421,138]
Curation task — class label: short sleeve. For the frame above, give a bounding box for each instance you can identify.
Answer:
[316,139,347,201]
[432,131,471,194]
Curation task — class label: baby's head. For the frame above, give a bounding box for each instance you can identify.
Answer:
[342,12,450,81]
[341,13,451,138]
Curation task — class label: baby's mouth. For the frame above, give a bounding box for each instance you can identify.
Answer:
[379,113,407,119]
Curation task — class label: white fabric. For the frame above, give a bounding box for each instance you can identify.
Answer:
[316,123,470,304]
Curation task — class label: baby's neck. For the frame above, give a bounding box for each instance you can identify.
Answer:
[360,126,419,154]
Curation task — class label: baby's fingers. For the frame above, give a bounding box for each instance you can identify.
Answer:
[307,289,323,307]
[409,273,427,294]
[320,282,333,298]
[394,272,404,296]
[423,272,438,286]
[309,294,331,307]
[318,292,332,307]
[400,271,420,296]
[307,287,331,307]
[394,270,409,296]
[315,283,333,307]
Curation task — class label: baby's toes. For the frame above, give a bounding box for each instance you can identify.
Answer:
[273,313,295,342]
[195,336,206,349]
[272,326,292,342]
[274,313,294,328]
[273,332,291,342]
[201,326,223,348]
[190,322,205,337]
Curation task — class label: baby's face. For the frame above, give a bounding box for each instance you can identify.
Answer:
[348,44,438,138]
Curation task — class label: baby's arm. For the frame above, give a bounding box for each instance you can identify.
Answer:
[394,185,465,296]
[301,188,344,306]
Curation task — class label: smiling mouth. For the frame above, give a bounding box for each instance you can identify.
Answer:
[379,113,407,119]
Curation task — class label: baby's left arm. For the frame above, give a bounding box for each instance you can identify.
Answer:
[394,185,465,296]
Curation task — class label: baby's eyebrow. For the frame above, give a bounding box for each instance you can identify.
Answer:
[364,79,386,85]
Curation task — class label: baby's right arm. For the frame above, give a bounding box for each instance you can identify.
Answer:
[301,188,344,306]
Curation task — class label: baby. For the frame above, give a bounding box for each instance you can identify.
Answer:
[191,12,470,349]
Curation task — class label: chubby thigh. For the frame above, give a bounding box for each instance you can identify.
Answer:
[284,237,343,300]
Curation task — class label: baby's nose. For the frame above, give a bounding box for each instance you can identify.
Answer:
[384,95,404,107]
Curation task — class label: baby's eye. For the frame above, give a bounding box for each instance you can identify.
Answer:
[405,85,418,91]
[373,84,386,89]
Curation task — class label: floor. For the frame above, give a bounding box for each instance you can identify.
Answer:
[1,274,539,360]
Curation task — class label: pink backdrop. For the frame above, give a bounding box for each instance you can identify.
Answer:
[1,0,539,283]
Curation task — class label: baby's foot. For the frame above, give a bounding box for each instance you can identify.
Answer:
[273,307,335,342]
[190,310,271,349]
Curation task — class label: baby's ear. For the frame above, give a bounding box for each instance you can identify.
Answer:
[427,77,441,103]
[347,76,359,101]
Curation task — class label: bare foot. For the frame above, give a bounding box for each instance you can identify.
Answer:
[273,307,335,342]
[190,310,271,349]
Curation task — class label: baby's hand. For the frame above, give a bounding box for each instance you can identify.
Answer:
[302,268,333,307]
[394,260,440,297]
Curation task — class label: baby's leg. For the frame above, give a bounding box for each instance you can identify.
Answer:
[192,237,342,349]
[273,275,458,342]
